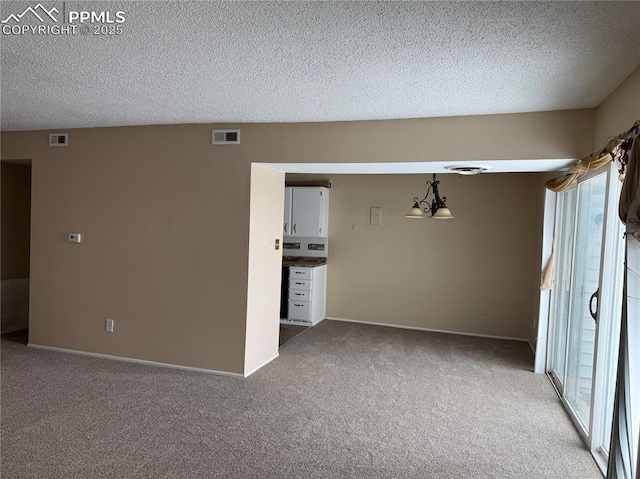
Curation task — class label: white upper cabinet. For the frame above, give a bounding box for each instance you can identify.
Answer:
[284,187,329,237]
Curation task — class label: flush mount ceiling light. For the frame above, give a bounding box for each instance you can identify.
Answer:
[445,165,490,175]
[405,174,454,219]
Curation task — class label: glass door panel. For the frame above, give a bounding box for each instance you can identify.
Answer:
[549,187,578,390]
[564,172,607,430]
[591,172,625,457]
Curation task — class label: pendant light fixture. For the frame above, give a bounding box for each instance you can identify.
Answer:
[404,174,454,219]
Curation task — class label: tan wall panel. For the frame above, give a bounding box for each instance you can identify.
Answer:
[1,163,31,280]
[594,66,640,149]
[0,109,596,373]
[325,173,542,339]
[281,110,595,163]
[3,125,255,373]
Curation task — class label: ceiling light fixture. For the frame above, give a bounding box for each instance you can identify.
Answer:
[445,165,489,175]
[405,174,454,219]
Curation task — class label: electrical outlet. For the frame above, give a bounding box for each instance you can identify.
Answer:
[105,319,114,332]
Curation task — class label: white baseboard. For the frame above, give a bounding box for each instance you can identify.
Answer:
[244,353,279,378]
[325,317,529,342]
[27,343,244,378]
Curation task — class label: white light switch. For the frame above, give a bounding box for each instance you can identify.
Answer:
[368,205,383,227]
[68,233,82,243]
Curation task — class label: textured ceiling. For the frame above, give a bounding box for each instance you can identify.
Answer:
[1,1,639,131]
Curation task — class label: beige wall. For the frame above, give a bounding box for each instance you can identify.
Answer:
[282,109,595,163]
[594,66,640,149]
[325,173,543,339]
[2,125,255,374]
[1,163,31,280]
[245,164,284,375]
[0,108,596,373]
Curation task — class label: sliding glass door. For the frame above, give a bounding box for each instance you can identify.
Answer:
[547,164,625,468]
[565,172,607,429]
[549,187,577,393]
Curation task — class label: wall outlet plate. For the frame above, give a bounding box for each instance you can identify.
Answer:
[106,319,114,332]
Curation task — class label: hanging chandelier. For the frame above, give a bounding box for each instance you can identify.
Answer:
[404,174,454,219]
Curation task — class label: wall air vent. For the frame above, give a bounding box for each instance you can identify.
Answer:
[212,129,240,145]
[445,165,490,175]
[49,133,68,147]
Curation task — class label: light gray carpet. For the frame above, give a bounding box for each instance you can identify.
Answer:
[1,321,601,478]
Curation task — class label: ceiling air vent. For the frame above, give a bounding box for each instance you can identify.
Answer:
[212,129,240,145]
[49,133,68,147]
[445,165,490,175]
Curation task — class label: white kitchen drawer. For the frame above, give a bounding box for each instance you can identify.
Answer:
[289,279,311,291]
[289,267,313,280]
[289,290,309,301]
[288,300,310,321]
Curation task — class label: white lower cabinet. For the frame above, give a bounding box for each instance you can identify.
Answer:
[286,265,327,326]
[289,279,311,291]
[288,301,311,321]
[289,290,309,301]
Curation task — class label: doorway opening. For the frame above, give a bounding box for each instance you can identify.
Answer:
[246,159,576,375]
[1,160,32,345]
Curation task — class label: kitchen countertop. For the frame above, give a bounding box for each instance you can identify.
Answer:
[282,257,327,267]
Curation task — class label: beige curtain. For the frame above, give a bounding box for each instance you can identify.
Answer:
[619,137,640,241]
[546,120,640,193]
[540,245,554,291]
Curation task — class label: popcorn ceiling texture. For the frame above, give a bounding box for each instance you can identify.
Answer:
[1,1,639,131]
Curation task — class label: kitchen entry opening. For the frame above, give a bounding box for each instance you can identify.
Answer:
[545,163,625,471]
